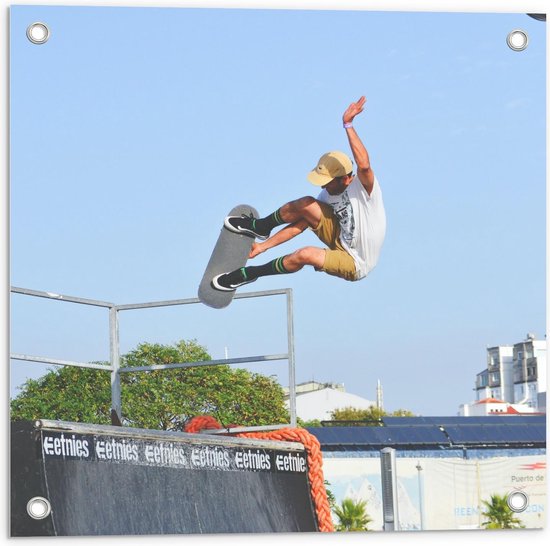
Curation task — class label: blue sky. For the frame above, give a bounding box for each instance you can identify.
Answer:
[9,5,546,416]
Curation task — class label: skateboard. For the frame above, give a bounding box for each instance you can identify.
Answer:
[198,204,259,309]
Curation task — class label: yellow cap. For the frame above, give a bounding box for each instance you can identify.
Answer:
[307,151,353,186]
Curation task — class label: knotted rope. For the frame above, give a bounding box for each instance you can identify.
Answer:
[184,416,334,532]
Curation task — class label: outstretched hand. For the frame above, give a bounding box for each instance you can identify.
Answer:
[343,96,366,125]
[249,242,266,259]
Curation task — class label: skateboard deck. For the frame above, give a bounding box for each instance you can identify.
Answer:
[198,204,259,309]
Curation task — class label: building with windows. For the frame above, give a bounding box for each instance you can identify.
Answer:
[475,345,514,402]
[512,334,547,409]
[469,334,546,413]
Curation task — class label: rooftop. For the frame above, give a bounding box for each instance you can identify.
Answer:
[307,415,546,451]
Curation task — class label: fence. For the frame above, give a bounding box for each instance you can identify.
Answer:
[10,286,297,431]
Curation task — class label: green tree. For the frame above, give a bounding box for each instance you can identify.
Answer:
[330,406,414,425]
[10,340,288,430]
[297,417,322,428]
[391,408,415,417]
[481,494,525,529]
[333,498,372,531]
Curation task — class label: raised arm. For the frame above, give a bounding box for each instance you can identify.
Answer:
[342,96,375,195]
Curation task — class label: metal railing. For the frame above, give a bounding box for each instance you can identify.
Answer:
[10,286,297,430]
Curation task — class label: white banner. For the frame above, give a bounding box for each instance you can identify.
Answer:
[323,453,546,531]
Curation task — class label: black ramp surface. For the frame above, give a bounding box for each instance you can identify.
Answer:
[10,422,55,536]
[198,204,259,309]
[44,463,314,534]
[11,421,318,536]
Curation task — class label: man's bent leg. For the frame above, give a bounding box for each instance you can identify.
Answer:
[310,202,357,281]
[320,249,357,281]
[281,246,326,272]
[211,246,326,291]
[225,196,322,240]
[283,245,356,281]
[232,246,325,280]
[278,197,323,229]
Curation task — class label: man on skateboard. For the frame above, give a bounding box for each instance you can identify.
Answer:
[212,96,386,292]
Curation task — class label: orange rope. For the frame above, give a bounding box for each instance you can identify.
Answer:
[184,415,223,432]
[184,416,334,532]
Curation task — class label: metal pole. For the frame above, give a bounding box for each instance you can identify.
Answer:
[10,286,114,308]
[416,461,424,530]
[109,306,122,420]
[286,289,297,427]
[380,447,400,531]
[118,353,288,373]
[10,354,112,371]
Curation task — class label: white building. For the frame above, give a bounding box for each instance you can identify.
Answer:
[475,345,514,402]
[470,333,546,413]
[284,381,376,422]
[512,333,547,409]
[290,380,345,395]
[459,397,538,416]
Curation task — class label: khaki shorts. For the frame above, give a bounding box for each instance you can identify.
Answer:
[311,201,357,281]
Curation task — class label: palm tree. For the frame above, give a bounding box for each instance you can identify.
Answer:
[481,493,525,529]
[324,480,336,511]
[333,498,372,531]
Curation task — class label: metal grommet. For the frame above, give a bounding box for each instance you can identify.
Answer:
[26,22,50,45]
[507,29,528,51]
[507,490,529,513]
[26,496,52,520]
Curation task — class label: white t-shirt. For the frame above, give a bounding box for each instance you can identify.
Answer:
[317,175,386,280]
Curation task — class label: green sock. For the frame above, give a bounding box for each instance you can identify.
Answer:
[244,256,290,280]
[252,209,285,235]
